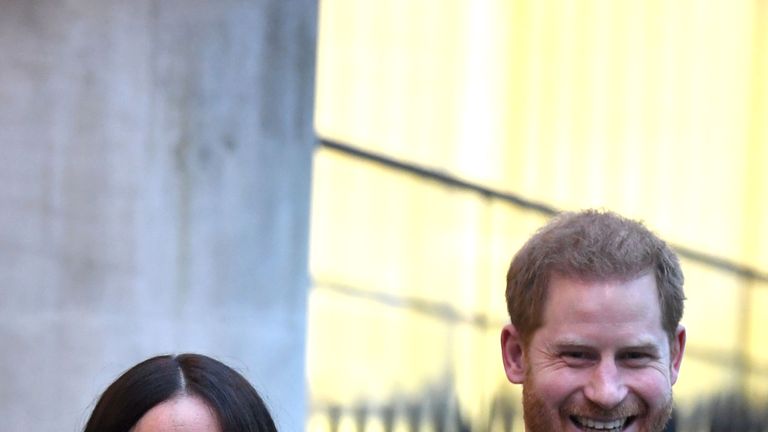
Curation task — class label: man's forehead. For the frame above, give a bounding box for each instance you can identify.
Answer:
[544,272,662,312]
[536,273,667,340]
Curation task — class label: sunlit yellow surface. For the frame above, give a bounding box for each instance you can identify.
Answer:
[310,0,768,429]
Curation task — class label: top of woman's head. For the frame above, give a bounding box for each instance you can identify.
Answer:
[84,353,277,432]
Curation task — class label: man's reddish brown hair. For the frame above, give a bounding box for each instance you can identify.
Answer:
[505,209,685,345]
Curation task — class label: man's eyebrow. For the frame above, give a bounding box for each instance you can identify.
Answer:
[548,340,662,352]
[619,343,661,353]
[549,340,595,350]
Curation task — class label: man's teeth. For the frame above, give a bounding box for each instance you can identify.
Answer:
[574,416,627,430]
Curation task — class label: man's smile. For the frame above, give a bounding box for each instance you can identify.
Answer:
[570,414,635,431]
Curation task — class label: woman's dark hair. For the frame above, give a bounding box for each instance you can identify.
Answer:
[84,353,277,432]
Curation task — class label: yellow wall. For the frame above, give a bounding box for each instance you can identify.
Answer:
[310,1,768,429]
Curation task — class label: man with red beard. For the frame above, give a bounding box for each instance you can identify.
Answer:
[501,210,686,432]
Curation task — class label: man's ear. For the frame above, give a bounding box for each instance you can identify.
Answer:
[501,324,526,384]
[669,324,686,385]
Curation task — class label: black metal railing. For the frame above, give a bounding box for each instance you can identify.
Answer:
[312,389,768,431]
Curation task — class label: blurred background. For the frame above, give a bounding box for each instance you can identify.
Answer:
[1,1,766,431]
[309,1,768,431]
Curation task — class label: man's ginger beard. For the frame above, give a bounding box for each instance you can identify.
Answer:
[521,358,674,432]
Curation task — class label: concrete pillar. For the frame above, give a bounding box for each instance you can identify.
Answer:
[0,1,316,431]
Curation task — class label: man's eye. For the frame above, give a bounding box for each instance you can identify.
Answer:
[624,352,647,359]
[561,351,594,364]
[620,352,653,365]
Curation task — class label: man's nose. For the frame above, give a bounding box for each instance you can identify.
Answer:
[583,360,628,409]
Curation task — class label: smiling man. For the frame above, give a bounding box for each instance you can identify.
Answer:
[501,210,686,432]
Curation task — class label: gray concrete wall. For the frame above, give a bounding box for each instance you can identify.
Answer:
[0,1,316,431]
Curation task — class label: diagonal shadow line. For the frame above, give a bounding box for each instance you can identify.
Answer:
[318,138,768,284]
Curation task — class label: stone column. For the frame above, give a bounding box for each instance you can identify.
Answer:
[0,1,316,430]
